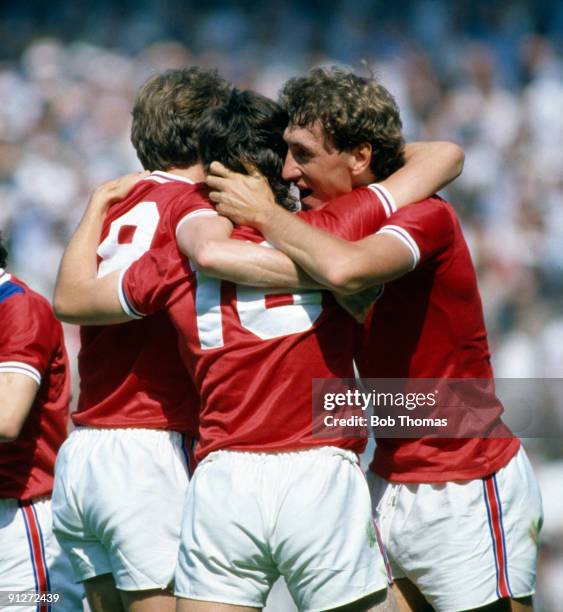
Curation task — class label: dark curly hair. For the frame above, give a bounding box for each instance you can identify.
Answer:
[279,67,405,181]
[198,89,297,211]
[131,67,231,171]
[0,233,7,269]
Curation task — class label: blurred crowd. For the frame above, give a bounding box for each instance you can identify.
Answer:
[0,1,562,608]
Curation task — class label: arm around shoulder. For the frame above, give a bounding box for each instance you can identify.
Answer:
[381,141,464,209]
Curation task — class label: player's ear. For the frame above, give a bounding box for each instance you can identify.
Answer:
[349,142,372,177]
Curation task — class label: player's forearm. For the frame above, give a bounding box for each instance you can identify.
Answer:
[56,269,130,325]
[381,141,464,208]
[254,206,365,293]
[195,239,320,288]
[178,213,318,289]
[54,193,130,325]
[257,208,414,295]
[54,198,105,320]
[320,236,414,294]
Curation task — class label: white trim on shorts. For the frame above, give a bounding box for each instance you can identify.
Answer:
[367,446,542,611]
[0,497,84,611]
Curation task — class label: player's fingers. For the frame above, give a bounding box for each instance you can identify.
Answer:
[206,174,226,191]
[240,158,261,179]
[121,170,149,191]
[123,170,148,181]
[95,171,149,204]
[115,171,148,189]
[208,161,231,178]
[214,202,231,218]
[208,190,222,204]
[127,171,149,186]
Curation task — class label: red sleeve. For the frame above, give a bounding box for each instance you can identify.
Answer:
[119,242,191,318]
[377,197,455,268]
[0,290,56,386]
[298,184,394,240]
[169,184,218,236]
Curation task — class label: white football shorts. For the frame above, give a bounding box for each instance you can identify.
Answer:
[175,446,390,611]
[0,497,84,611]
[52,427,194,591]
[368,446,543,611]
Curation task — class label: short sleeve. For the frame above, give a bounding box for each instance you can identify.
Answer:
[377,198,455,269]
[169,184,218,238]
[298,183,395,240]
[120,242,191,318]
[0,289,55,386]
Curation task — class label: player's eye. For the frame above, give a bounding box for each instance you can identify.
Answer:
[293,147,311,164]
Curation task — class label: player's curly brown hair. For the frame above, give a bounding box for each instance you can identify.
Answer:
[0,233,7,269]
[131,67,231,171]
[279,67,405,181]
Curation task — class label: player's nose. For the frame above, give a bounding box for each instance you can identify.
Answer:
[282,152,300,182]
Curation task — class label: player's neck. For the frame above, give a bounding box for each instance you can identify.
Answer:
[352,168,377,189]
[164,164,206,183]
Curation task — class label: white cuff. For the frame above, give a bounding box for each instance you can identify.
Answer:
[377,225,420,269]
[117,268,144,319]
[368,183,397,218]
[0,361,41,386]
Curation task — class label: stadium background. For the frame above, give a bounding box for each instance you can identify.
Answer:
[0,0,562,609]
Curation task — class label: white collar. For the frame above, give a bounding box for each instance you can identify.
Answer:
[150,171,195,184]
[0,269,11,285]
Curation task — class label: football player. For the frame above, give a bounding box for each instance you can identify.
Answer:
[0,234,84,612]
[51,68,231,612]
[207,67,543,612]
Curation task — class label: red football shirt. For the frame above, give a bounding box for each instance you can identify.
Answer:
[0,272,70,500]
[355,197,520,482]
[120,184,393,460]
[73,171,209,433]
